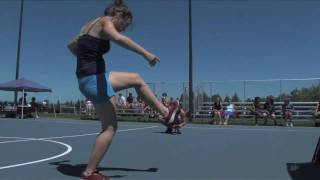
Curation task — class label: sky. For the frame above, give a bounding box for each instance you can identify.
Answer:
[0,0,320,102]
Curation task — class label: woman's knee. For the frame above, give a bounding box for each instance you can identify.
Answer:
[131,73,145,87]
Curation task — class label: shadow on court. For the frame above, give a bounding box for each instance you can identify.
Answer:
[287,163,320,180]
[49,160,158,178]
[152,131,181,135]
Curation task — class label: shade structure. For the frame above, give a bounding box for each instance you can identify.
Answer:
[0,78,52,92]
[0,78,54,119]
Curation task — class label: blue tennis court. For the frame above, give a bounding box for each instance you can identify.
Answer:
[0,117,319,180]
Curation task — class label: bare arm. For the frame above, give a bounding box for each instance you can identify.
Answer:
[102,18,159,65]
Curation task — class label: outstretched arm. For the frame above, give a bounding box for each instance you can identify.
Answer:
[102,18,159,66]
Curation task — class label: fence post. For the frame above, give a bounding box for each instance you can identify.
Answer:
[279,80,282,101]
[243,80,246,102]
[210,82,212,97]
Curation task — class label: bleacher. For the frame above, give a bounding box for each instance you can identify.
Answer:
[194,101,319,120]
[77,101,320,126]
[80,105,153,120]
[116,106,146,116]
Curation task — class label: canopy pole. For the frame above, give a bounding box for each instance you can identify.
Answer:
[51,93,57,118]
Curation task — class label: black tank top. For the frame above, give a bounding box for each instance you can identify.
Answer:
[213,103,223,110]
[76,34,110,78]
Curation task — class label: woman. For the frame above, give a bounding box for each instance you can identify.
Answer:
[314,99,320,127]
[282,98,294,127]
[314,100,320,118]
[212,97,224,125]
[264,96,277,126]
[223,97,236,125]
[72,1,182,179]
[252,96,268,126]
[30,97,39,119]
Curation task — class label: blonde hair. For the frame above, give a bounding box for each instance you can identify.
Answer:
[104,0,133,24]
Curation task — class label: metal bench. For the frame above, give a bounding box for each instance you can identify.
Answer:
[195,101,319,121]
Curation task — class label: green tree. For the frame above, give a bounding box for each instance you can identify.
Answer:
[275,84,320,102]
[231,92,241,102]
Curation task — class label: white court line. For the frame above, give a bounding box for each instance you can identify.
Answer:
[0,137,35,144]
[0,118,158,126]
[24,126,159,141]
[0,125,158,170]
[0,138,72,170]
[0,126,159,144]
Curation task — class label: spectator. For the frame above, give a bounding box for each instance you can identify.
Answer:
[210,97,224,125]
[41,100,49,112]
[0,101,4,112]
[19,93,28,105]
[264,96,277,125]
[161,92,169,107]
[143,104,156,118]
[251,96,268,126]
[282,98,294,127]
[314,100,320,127]
[24,93,28,103]
[223,97,236,125]
[314,100,320,118]
[30,97,39,119]
[117,93,126,107]
[0,101,4,115]
[85,99,94,116]
[126,93,134,107]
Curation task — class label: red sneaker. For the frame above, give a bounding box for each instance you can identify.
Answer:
[164,101,179,124]
[81,170,110,180]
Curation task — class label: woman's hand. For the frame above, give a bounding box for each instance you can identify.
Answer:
[144,52,160,67]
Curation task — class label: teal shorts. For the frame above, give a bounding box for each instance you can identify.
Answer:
[78,73,115,103]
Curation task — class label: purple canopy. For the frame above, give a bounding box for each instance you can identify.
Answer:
[0,78,52,92]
